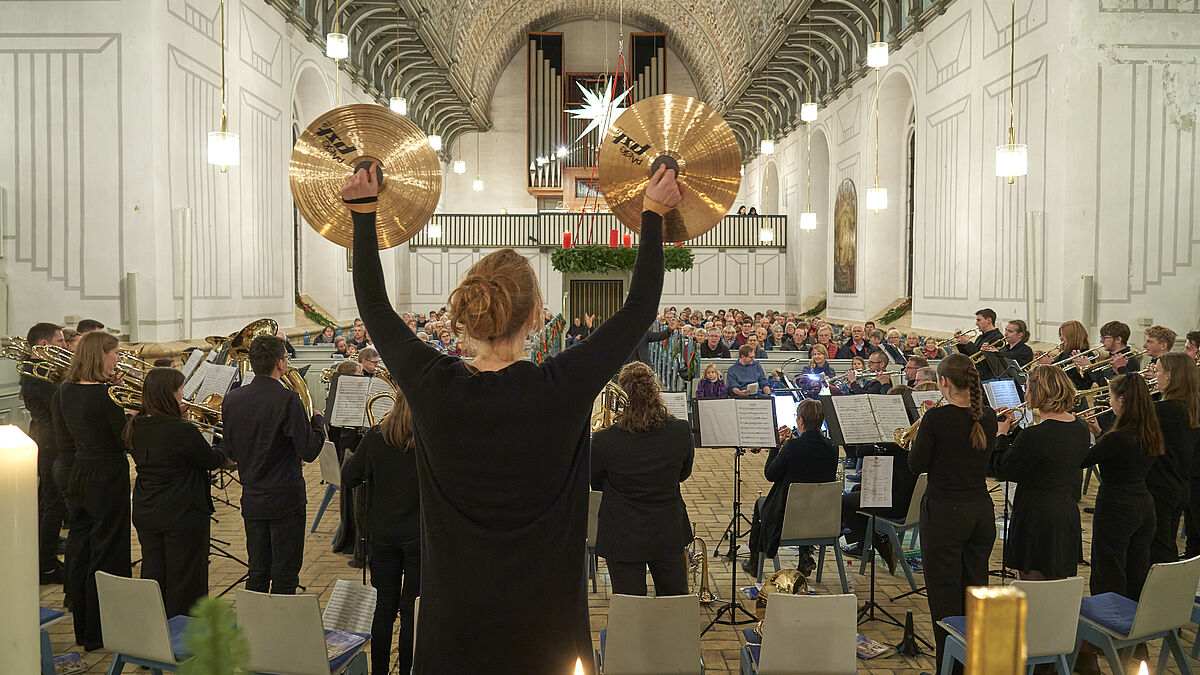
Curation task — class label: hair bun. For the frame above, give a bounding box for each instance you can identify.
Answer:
[447,251,540,343]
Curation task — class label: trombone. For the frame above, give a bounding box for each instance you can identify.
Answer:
[934,329,979,350]
[108,384,224,438]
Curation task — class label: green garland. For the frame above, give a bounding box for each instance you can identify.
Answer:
[295,295,335,327]
[551,244,694,274]
[180,596,250,675]
[878,298,913,325]
[800,299,827,317]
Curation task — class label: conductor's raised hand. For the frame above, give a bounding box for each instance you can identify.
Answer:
[341,163,379,209]
[644,164,682,215]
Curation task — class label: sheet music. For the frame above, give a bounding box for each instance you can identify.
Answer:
[909,390,943,408]
[745,382,759,395]
[240,371,255,387]
[182,362,210,400]
[867,395,913,441]
[697,399,739,447]
[193,364,237,406]
[180,349,205,379]
[366,377,395,424]
[860,455,893,508]
[736,398,777,447]
[328,376,372,428]
[983,380,1028,428]
[321,579,378,635]
[829,396,881,444]
[661,392,690,420]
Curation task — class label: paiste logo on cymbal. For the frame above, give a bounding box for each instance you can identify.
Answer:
[609,130,651,165]
[314,123,357,162]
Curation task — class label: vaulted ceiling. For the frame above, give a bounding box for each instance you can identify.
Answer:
[268,0,950,157]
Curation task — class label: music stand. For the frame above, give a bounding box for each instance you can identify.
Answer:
[702,446,759,634]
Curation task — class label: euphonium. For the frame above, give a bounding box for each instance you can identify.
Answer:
[366,391,396,426]
[754,569,808,636]
[282,365,314,418]
[687,533,715,604]
[590,381,628,432]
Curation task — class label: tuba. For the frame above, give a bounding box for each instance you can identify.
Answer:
[590,381,628,432]
[282,365,314,418]
[687,532,715,604]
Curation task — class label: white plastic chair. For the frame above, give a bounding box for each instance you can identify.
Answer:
[859,473,928,594]
[95,571,192,673]
[758,481,849,593]
[937,576,1085,675]
[1076,556,1200,675]
[310,440,341,532]
[587,490,603,592]
[739,593,857,674]
[236,589,368,675]
[597,594,703,674]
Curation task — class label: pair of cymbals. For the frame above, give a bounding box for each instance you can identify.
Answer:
[289,95,741,248]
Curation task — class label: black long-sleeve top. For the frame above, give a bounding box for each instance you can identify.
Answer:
[352,208,664,674]
[758,429,838,556]
[850,377,892,395]
[57,382,126,460]
[20,371,58,454]
[1081,429,1154,494]
[342,427,420,545]
[221,376,325,519]
[1148,399,1198,502]
[909,403,998,501]
[50,390,74,458]
[590,418,694,561]
[1088,346,1141,387]
[128,416,225,526]
[996,341,1034,367]
[957,328,1003,357]
[994,419,1091,491]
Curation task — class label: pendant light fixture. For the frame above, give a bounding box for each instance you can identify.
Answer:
[866,0,888,68]
[388,2,407,115]
[326,0,348,59]
[452,160,466,174]
[800,116,817,231]
[760,139,775,155]
[428,216,442,239]
[866,0,887,213]
[472,134,484,192]
[207,0,238,171]
[427,135,442,151]
[800,14,819,123]
[995,0,1028,182]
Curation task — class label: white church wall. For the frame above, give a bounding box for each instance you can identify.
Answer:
[742,0,1199,340]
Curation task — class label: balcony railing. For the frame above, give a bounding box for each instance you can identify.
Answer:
[409,213,787,249]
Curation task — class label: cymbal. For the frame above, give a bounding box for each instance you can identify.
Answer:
[597,94,742,241]
[289,104,442,249]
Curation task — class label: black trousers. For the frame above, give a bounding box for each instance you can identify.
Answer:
[1185,479,1200,558]
[921,496,995,675]
[1090,489,1155,600]
[369,539,421,675]
[1148,490,1183,565]
[72,457,133,650]
[605,550,689,597]
[841,488,907,546]
[244,510,305,594]
[55,454,87,643]
[135,509,211,618]
[38,447,66,574]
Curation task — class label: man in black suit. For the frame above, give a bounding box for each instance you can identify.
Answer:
[743,399,839,575]
[23,322,68,583]
[222,336,326,594]
[955,308,1003,357]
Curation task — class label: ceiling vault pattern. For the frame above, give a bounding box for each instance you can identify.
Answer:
[267,0,955,157]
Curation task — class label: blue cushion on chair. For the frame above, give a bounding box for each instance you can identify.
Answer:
[943,615,967,638]
[327,630,371,672]
[167,615,197,660]
[1080,593,1137,638]
[741,628,762,665]
[599,629,606,661]
[39,607,64,627]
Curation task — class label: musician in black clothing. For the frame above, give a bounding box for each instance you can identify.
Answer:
[591,362,694,596]
[326,360,367,562]
[342,389,421,675]
[955,308,1003,357]
[743,399,839,575]
[1087,320,1141,386]
[124,368,227,617]
[1144,354,1200,564]
[982,319,1034,368]
[849,352,894,395]
[56,331,129,651]
[909,354,997,674]
[22,322,68,583]
[222,336,326,595]
[699,329,731,358]
[1040,320,1094,390]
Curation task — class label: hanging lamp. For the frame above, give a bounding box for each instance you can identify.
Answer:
[388,2,407,114]
[472,134,484,191]
[800,15,819,122]
[866,1,888,68]
[995,0,1028,182]
[326,0,348,59]
[866,0,887,212]
[207,0,238,171]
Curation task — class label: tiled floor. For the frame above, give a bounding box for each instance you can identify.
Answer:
[41,447,1199,674]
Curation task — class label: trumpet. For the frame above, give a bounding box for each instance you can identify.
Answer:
[687,533,715,604]
[934,329,979,350]
[1077,405,1110,422]
[969,338,1009,364]
[1020,345,1065,372]
[995,404,1028,427]
[1081,348,1146,374]
[1059,345,1108,373]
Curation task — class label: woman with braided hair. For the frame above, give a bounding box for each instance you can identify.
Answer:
[909,353,998,674]
[590,361,695,596]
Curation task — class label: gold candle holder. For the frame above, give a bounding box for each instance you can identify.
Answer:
[965,586,1027,675]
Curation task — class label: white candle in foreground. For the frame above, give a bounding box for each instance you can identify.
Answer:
[0,426,39,673]
[575,657,585,675]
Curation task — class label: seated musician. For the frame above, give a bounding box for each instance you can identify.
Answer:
[836,324,875,359]
[327,358,366,564]
[955,308,1003,356]
[982,319,1034,368]
[743,399,838,576]
[696,364,727,399]
[881,329,908,365]
[850,352,893,395]
[903,356,929,387]
[1138,325,1176,371]
[1088,320,1141,386]
[840,386,919,571]
[700,328,731,359]
[914,368,938,388]
[726,345,771,398]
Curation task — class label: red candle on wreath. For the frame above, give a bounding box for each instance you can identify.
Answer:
[562,232,572,249]
[609,229,619,248]
[622,234,631,247]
